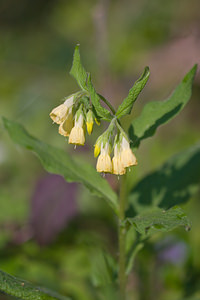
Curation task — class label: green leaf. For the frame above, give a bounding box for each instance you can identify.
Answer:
[127,142,200,215]
[70,45,112,120]
[0,269,70,300]
[125,206,191,238]
[69,44,88,91]
[2,118,119,215]
[87,73,112,121]
[90,249,116,287]
[129,64,197,148]
[116,67,150,119]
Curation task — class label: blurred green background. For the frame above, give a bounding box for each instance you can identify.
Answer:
[0,0,200,299]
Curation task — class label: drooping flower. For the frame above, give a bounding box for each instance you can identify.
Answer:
[86,110,94,135]
[112,144,126,175]
[69,109,85,146]
[96,142,112,173]
[58,109,74,137]
[120,136,137,168]
[50,95,74,124]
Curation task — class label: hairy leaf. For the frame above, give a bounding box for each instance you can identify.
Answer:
[0,269,70,300]
[87,74,112,121]
[125,206,191,238]
[129,65,197,148]
[3,118,118,215]
[69,44,88,91]
[116,67,150,119]
[127,142,200,215]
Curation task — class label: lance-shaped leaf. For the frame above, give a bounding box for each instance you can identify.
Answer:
[127,142,200,216]
[87,73,112,121]
[3,118,118,215]
[70,45,112,120]
[0,269,70,300]
[69,44,88,91]
[129,64,197,149]
[125,206,191,239]
[116,67,150,119]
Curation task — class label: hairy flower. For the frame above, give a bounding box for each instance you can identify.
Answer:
[96,143,112,173]
[69,112,85,146]
[50,96,74,124]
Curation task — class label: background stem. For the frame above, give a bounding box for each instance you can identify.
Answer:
[118,174,127,299]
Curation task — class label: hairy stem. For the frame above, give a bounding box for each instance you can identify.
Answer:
[118,174,127,299]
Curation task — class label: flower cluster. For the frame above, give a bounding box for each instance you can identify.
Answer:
[50,93,97,146]
[95,127,137,175]
[50,94,137,176]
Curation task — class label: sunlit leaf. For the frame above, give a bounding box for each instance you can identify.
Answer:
[3,118,119,215]
[129,65,197,148]
[116,67,150,119]
[0,269,70,300]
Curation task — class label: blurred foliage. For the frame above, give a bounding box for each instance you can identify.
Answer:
[0,0,200,299]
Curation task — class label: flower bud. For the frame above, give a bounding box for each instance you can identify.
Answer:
[86,110,94,135]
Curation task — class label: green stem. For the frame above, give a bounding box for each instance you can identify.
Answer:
[118,174,127,299]
[98,93,116,115]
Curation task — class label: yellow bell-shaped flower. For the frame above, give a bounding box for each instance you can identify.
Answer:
[58,109,74,137]
[50,96,74,124]
[120,137,137,168]
[112,145,126,175]
[69,112,85,146]
[96,143,112,173]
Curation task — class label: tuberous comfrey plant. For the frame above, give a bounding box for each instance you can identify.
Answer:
[50,46,139,176]
[1,46,199,300]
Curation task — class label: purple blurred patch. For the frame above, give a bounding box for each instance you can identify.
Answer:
[156,237,188,265]
[30,174,78,245]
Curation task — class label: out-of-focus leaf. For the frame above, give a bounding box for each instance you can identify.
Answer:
[69,44,88,91]
[127,142,200,215]
[90,249,117,287]
[0,269,70,300]
[87,73,112,121]
[116,67,150,119]
[3,118,119,215]
[125,206,191,239]
[129,64,197,148]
